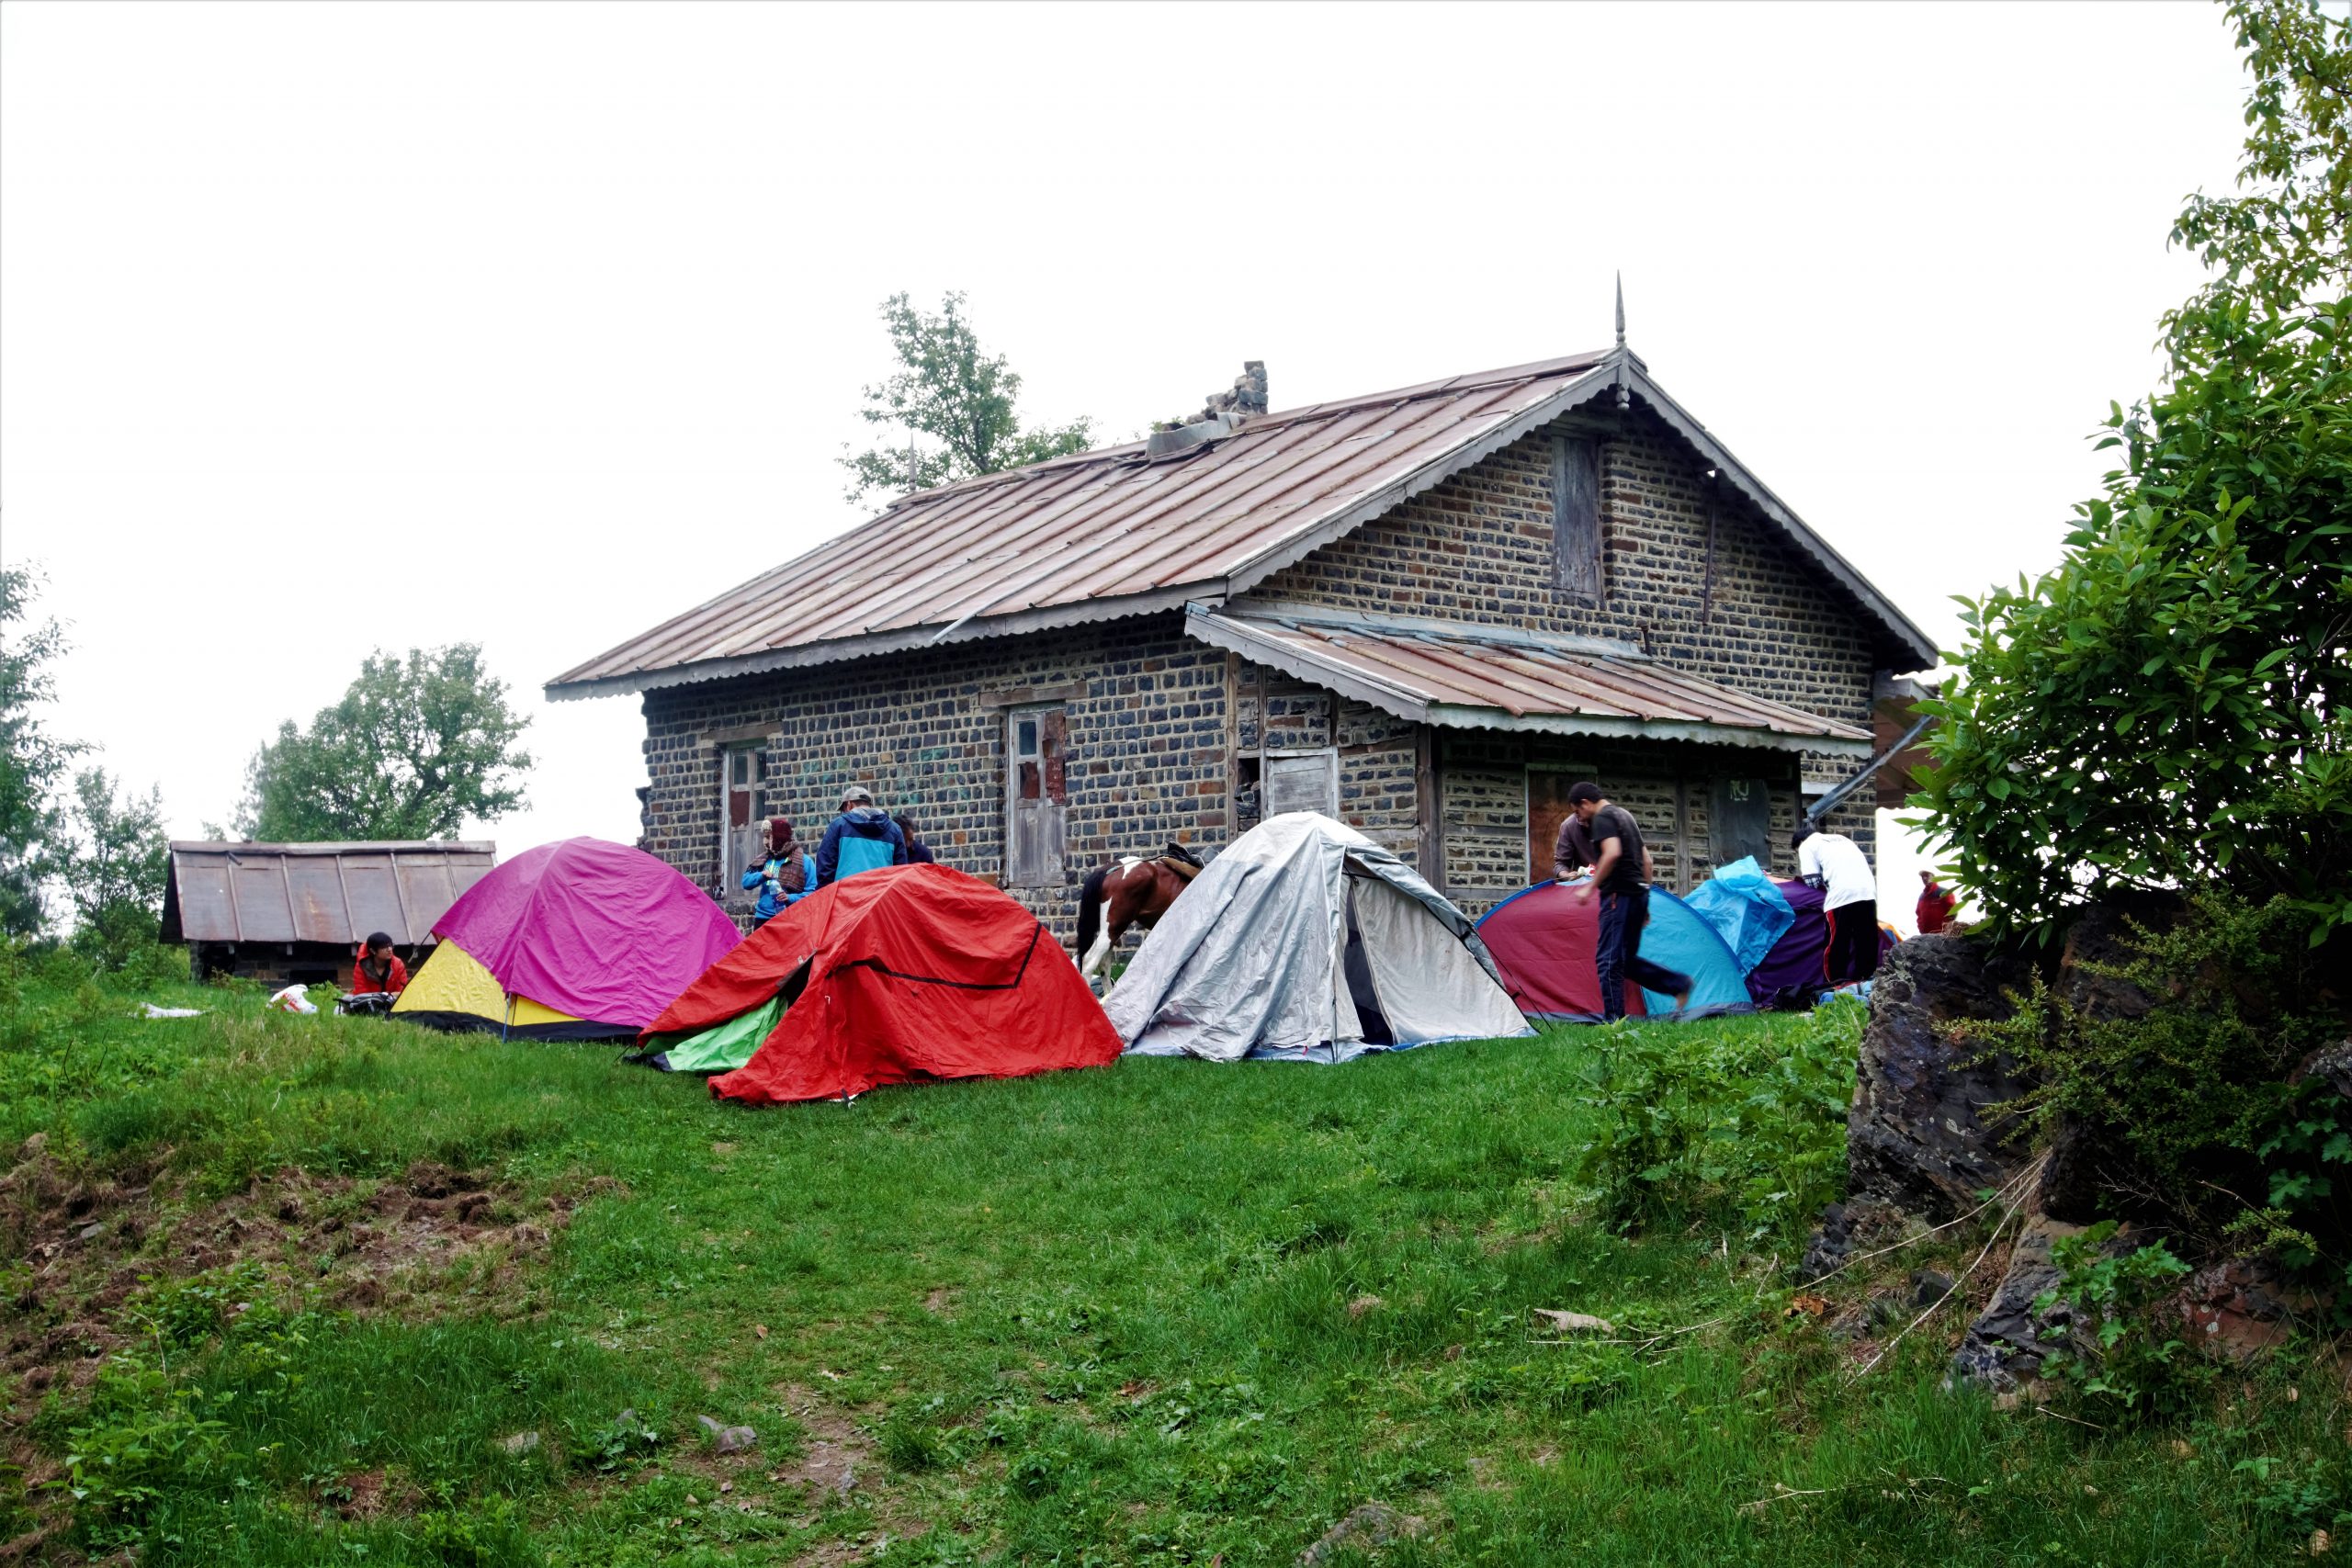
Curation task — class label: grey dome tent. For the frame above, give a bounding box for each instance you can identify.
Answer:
[1105,812,1532,1063]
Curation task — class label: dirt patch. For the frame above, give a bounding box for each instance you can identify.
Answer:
[922,1288,955,1317]
[767,1383,875,1507]
[0,1142,617,1554]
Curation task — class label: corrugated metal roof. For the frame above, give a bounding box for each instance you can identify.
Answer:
[1189,605,1875,756]
[160,840,495,947]
[548,347,1936,699]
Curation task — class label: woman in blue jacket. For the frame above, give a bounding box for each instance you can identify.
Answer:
[741,817,816,923]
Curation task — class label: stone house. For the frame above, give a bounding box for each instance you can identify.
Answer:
[548,345,1935,936]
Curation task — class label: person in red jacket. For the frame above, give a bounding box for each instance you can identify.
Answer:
[1916,870,1960,935]
[351,931,409,995]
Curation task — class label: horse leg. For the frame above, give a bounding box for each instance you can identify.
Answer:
[1079,886,1120,979]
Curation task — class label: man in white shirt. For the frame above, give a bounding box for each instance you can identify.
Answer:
[1793,824,1880,985]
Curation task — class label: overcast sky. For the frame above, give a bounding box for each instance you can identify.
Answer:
[3,1,2250,904]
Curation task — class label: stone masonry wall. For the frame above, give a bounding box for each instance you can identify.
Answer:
[1255,402,1885,894]
[638,615,1227,939]
[1251,407,1883,728]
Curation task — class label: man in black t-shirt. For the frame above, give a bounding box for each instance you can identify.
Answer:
[1565,782,1692,1021]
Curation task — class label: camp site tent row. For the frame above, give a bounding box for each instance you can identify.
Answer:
[395,838,741,1039]
[386,818,1854,1107]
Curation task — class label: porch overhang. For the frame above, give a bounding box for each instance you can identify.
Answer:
[1186,604,1874,758]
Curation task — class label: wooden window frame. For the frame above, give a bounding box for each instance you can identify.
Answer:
[1004,703,1069,888]
[1261,746,1340,820]
[718,742,767,899]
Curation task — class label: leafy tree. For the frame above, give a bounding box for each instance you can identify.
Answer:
[838,291,1094,505]
[57,767,170,969]
[235,645,532,841]
[1915,0,2351,944]
[0,566,84,936]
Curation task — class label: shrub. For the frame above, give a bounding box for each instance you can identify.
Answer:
[1571,998,1861,1239]
[1961,894,2346,1269]
[2033,1223,2200,1419]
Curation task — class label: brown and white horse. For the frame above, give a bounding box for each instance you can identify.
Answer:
[1072,843,1204,981]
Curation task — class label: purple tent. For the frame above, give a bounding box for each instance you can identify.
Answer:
[1746,878,1896,1001]
[435,838,741,1031]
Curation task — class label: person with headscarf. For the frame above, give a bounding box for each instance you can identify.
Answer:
[741,817,815,923]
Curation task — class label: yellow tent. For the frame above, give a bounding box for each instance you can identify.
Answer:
[392,938,616,1039]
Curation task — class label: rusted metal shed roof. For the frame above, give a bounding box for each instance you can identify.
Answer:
[1189,605,1875,755]
[548,348,1935,699]
[160,840,495,947]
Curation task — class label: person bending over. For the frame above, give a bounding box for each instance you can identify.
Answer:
[1794,824,1880,984]
[1563,782,1691,1021]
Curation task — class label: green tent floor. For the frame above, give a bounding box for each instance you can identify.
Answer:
[638,994,785,1075]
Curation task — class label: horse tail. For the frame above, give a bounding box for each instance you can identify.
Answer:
[1074,864,1110,961]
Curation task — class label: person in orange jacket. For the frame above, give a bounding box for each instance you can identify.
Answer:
[351,931,409,995]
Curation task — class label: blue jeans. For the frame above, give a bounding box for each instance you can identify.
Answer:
[1597,887,1693,1021]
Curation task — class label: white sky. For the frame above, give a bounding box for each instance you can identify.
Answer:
[2,1,2250,909]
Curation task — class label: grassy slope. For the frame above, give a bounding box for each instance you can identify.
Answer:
[0,956,2335,1565]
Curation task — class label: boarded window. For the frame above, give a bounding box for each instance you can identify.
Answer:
[1264,749,1339,819]
[1551,434,1600,605]
[1007,705,1069,887]
[721,745,767,894]
[1712,776,1771,870]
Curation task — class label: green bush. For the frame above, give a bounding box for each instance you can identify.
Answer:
[2032,1223,2200,1418]
[1960,894,2345,1267]
[1570,998,1861,1239]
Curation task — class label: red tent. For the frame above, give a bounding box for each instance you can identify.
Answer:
[647,863,1122,1105]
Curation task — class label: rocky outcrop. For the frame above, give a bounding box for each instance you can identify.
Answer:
[1948,1215,2092,1391]
[1843,933,2041,1223]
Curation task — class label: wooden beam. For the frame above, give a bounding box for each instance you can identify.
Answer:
[973,680,1089,710]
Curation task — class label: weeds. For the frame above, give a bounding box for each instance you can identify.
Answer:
[1570,998,1861,1239]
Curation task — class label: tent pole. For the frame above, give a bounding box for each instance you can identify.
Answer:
[502,995,514,1045]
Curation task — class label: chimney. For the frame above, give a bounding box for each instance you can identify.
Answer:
[1147,361,1268,459]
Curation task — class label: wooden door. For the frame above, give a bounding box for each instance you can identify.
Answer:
[1712,776,1771,870]
[1006,706,1069,886]
[1528,769,1579,882]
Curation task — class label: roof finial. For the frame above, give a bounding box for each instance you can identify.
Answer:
[1614,272,1626,349]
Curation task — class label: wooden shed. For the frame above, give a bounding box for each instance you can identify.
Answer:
[159,840,495,986]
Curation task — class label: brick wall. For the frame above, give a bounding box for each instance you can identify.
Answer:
[1252,407,1883,730]
[638,615,1228,939]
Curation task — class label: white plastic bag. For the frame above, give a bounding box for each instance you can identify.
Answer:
[266,985,319,1015]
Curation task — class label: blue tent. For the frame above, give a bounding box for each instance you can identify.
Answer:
[1681,856,1796,973]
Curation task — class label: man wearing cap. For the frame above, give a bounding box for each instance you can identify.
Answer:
[814,785,909,887]
[1563,782,1692,1021]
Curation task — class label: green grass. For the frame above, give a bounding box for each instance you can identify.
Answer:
[3,946,2344,1564]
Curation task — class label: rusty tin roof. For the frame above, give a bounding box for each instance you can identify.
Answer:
[548,349,1935,699]
[1191,605,1874,755]
[160,840,495,947]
